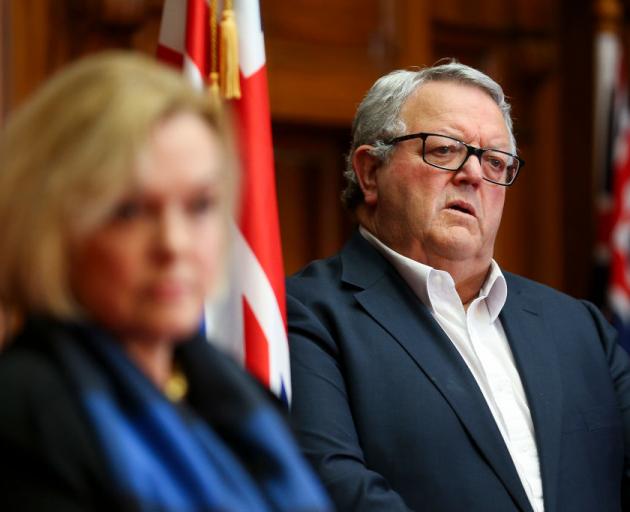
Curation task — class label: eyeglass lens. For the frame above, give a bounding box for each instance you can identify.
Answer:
[423,134,518,184]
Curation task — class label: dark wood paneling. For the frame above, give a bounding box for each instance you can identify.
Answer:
[0,0,6,124]
[262,0,431,124]
[4,0,163,112]
[6,0,69,109]
[0,0,600,296]
[434,0,557,31]
[273,122,353,275]
[560,0,597,299]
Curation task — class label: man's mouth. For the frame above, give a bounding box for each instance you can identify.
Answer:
[445,200,476,217]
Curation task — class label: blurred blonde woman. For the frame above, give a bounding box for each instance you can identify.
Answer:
[0,52,330,512]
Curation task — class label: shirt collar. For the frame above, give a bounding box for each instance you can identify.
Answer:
[359,226,507,321]
[478,260,507,322]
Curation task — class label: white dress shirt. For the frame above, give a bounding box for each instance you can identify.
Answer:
[360,226,544,512]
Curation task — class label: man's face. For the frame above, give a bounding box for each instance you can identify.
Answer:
[365,81,510,267]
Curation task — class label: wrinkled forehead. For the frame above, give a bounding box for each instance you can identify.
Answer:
[400,81,511,145]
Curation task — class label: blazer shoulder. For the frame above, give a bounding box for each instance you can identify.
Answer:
[287,252,344,297]
[503,271,612,339]
[287,231,391,299]
[0,341,72,417]
[0,332,125,510]
[504,270,584,305]
[0,339,108,476]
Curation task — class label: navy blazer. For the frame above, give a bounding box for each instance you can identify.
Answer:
[287,231,630,511]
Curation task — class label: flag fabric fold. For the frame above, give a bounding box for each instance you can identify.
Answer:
[158,0,290,401]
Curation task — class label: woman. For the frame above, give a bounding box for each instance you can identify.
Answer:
[0,52,330,512]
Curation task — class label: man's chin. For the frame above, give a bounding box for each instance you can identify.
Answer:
[428,229,483,261]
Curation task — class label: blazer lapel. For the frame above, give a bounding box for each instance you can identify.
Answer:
[501,278,563,512]
[340,233,534,512]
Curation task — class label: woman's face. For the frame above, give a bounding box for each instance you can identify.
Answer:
[70,112,229,344]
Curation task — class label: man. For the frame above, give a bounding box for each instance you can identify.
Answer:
[287,61,630,511]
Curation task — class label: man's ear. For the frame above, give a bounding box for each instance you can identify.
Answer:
[352,145,382,206]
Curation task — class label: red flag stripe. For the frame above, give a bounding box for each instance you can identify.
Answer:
[243,297,270,386]
[156,44,184,69]
[185,0,210,78]
[234,67,286,325]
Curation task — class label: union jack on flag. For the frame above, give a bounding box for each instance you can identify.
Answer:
[157,0,290,401]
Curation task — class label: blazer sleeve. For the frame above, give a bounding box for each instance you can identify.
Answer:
[288,293,414,512]
[585,301,630,510]
[0,349,114,512]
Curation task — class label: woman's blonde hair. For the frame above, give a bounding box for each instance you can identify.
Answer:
[0,51,235,319]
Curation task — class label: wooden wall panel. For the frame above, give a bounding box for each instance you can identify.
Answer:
[3,0,163,114]
[394,1,432,68]
[0,0,6,124]
[0,0,601,296]
[5,0,70,110]
[560,0,597,299]
[502,62,562,288]
[434,0,557,31]
[263,0,431,124]
[273,123,352,275]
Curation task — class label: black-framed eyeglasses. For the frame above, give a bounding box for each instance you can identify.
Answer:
[384,132,524,186]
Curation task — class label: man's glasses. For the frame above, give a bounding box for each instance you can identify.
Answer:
[384,132,524,186]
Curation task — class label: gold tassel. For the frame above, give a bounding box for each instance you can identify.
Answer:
[208,0,222,105]
[208,71,222,110]
[220,6,241,99]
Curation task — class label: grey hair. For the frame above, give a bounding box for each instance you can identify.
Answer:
[342,61,516,210]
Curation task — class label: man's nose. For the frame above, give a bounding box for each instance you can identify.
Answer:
[453,152,484,185]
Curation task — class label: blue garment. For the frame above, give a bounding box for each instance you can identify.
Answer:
[6,317,331,512]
